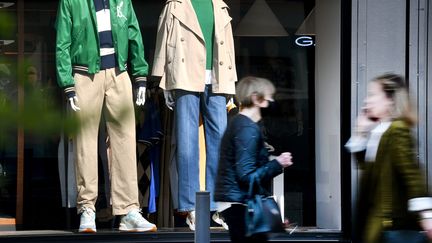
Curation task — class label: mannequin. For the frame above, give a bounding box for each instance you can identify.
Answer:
[55,0,155,233]
[152,0,237,230]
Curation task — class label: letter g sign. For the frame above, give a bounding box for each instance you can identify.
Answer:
[295,36,314,47]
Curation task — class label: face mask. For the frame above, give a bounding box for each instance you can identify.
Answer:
[261,100,278,116]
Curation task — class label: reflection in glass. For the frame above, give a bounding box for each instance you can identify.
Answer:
[0,1,17,224]
[232,0,316,226]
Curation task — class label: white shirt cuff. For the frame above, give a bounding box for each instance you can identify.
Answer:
[345,136,368,153]
[408,197,432,212]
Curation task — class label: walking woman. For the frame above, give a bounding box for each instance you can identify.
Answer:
[214,76,293,243]
[346,74,432,243]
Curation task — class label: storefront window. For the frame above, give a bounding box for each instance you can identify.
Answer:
[0,0,318,231]
[21,0,65,229]
[228,0,316,226]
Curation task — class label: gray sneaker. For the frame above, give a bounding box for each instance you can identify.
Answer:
[79,207,96,233]
[119,209,157,232]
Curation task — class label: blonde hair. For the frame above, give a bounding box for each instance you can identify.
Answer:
[372,73,416,126]
[236,76,275,108]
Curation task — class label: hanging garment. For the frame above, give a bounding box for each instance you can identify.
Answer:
[57,134,77,208]
[137,97,163,213]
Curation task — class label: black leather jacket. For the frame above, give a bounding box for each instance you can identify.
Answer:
[214,114,283,203]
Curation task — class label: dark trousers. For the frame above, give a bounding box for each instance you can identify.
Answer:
[221,204,268,243]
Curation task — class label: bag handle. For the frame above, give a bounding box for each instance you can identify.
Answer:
[247,174,258,198]
[247,174,269,198]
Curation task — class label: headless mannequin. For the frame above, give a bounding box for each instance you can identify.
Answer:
[153,0,237,230]
[56,0,155,233]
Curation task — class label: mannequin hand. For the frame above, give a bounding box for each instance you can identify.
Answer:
[276,152,293,168]
[420,218,432,239]
[226,97,237,112]
[226,96,233,105]
[135,87,146,106]
[226,97,234,107]
[163,90,175,110]
[68,96,81,111]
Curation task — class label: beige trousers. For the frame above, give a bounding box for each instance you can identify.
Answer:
[73,68,139,215]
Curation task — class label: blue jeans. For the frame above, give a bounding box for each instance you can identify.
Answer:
[174,85,227,212]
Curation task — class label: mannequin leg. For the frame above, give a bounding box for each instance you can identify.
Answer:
[74,71,105,213]
[103,69,139,215]
[174,90,200,212]
[200,85,227,210]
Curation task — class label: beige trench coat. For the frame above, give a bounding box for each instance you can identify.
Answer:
[152,0,237,94]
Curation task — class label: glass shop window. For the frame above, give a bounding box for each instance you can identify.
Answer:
[229,0,316,226]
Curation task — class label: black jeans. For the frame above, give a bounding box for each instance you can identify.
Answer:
[221,204,268,243]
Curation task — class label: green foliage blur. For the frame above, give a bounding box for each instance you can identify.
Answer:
[0,9,15,40]
[0,66,79,138]
[0,10,78,142]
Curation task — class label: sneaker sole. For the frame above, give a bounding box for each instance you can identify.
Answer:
[119,226,157,232]
[212,215,229,230]
[79,228,97,233]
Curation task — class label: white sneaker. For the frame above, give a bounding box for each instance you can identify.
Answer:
[186,211,195,231]
[212,212,229,230]
[79,207,96,233]
[119,209,157,232]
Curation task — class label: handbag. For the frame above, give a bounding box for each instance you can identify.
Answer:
[382,230,427,243]
[245,175,285,236]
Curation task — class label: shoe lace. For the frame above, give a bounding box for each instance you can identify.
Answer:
[128,209,144,222]
[81,207,94,217]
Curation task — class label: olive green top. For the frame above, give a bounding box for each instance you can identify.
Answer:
[355,120,427,243]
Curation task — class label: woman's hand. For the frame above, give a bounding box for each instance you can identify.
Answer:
[355,108,377,135]
[420,218,432,239]
[276,152,293,168]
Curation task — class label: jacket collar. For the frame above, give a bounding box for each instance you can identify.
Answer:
[171,0,204,41]
[170,0,232,41]
[214,0,229,10]
[213,0,232,35]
